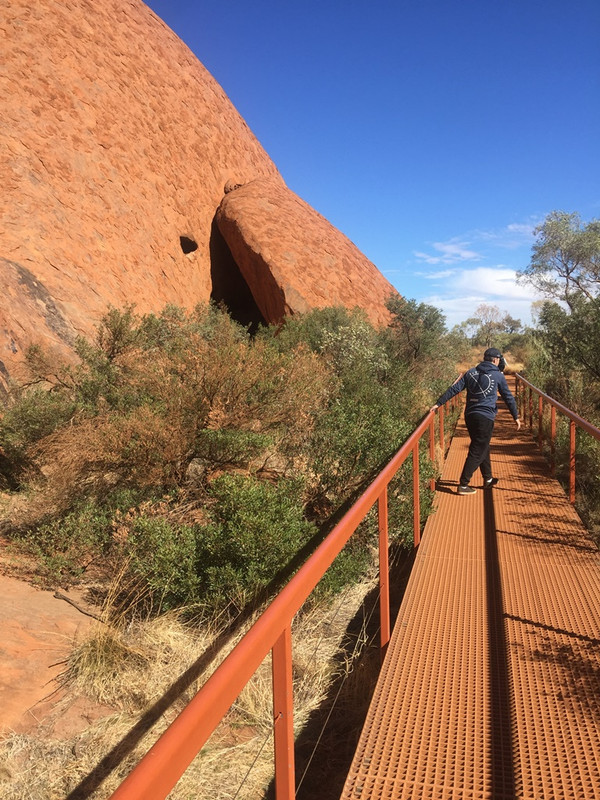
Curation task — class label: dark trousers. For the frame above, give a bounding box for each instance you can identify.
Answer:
[459,413,495,486]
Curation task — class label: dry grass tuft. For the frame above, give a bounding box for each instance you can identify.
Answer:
[62,605,222,714]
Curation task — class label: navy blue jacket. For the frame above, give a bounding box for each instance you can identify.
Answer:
[435,361,519,422]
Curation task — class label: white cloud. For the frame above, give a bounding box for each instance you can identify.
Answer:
[506,222,536,237]
[422,269,456,280]
[414,238,481,265]
[421,266,546,329]
[413,220,537,266]
[404,217,545,329]
[423,294,486,327]
[454,267,538,300]
[475,222,538,250]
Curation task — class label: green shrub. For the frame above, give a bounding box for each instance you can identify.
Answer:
[316,522,375,597]
[200,474,316,608]
[125,516,205,611]
[307,373,411,512]
[0,388,76,461]
[117,475,316,614]
[20,500,114,583]
[1,300,462,615]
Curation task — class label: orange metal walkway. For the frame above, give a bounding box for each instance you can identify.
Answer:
[340,401,600,799]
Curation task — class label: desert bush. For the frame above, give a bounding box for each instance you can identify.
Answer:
[107,474,316,614]
[542,413,600,545]
[1,304,331,519]
[194,428,273,466]
[199,473,316,610]
[0,387,76,481]
[260,307,423,515]
[307,382,411,509]
[124,515,205,611]
[520,330,600,545]
[1,300,459,617]
[15,489,151,585]
[19,502,113,584]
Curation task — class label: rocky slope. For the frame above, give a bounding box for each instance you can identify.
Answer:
[0,0,397,393]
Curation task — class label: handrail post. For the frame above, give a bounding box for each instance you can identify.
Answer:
[378,488,390,659]
[439,405,445,454]
[428,414,436,491]
[272,626,295,800]
[538,395,544,449]
[528,387,533,429]
[569,420,576,504]
[550,406,556,476]
[413,443,421,548]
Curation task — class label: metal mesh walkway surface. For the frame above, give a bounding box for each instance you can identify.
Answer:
[340,399,600,799]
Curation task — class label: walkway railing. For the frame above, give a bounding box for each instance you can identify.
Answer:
[108,401,459,800]
[515,373,600,504]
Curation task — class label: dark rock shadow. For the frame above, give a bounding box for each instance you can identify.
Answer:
[483,486,516,797]
[209,217,266,333]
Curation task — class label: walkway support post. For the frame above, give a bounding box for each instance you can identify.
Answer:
[413,443,421,548]
[528,387,533,429]
[429,414,436,491]
[569,420,576,504]
[550,406,556,476]
[272,626,295,800]
[378,488,390,658]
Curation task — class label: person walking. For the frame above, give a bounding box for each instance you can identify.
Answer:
[430,347,521,495]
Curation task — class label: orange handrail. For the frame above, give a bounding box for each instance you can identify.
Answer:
[108,408,446,800]
[515,373,600,504]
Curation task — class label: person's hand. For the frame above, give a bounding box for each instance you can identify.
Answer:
[515,418,522,430]
[430,405,439,414]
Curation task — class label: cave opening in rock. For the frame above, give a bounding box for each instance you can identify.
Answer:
[209,219,266,333]
[180,235,198,254]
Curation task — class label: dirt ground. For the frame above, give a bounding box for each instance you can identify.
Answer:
[0,538,112,738]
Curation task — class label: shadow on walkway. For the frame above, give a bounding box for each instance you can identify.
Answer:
[483,487,516,797]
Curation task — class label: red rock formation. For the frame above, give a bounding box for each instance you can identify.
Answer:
[0,0,397,392]
[216,179,396,327]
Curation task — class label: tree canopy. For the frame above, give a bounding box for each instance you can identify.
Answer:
[385,296,447,365]
[518,211,600,310]
[521,211,600,410]
[454,303,522,350]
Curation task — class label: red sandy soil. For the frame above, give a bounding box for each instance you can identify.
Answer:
[0,539,112,737]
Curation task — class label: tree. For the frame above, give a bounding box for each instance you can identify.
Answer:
[473,304,504,346]
[457,304,521,347]
[537,297,600,384]
[530,300,546,327]
[518,211,600,310]
[385,296,447,365]
[503,314,522,335]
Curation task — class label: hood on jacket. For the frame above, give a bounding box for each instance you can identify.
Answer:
[475,361,500,374]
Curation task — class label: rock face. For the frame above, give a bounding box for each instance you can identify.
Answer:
[0,0,397,393]
[215,179,395,328]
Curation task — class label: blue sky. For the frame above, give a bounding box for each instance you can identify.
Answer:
[145,0,600,329]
